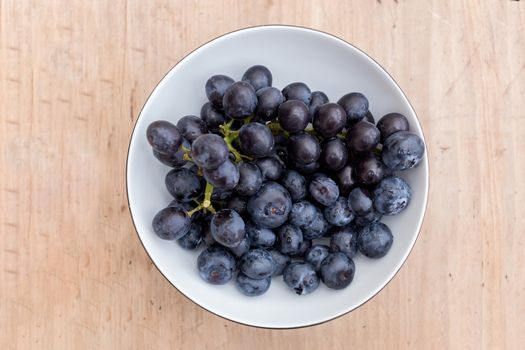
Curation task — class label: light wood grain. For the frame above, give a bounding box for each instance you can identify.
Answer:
[1,0,524,348]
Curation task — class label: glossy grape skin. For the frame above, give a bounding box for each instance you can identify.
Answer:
[288,201,318,228]
[323,197,354,226]
[234,162,263,196]
[197,246,237,285]
[309,91,329,122]
[358,222,393,258]
[256,156,284,180]
[255,87,284,121]
[313,103,347,138]
[304,244,330,272]
[205,75,234,109]
[245,221,276,248]
[152,207,191,240]
[146,120,182,155]
[337,92,369,122]
[346,121,380,153]
[276,224,303,255]
[377,113,409,141]
[247,182,292,229]
[211,187,233,203]
[152,149,185,168]
[320,138,348,171]
[269,249,291,276]
[280,170,307,202]
[238,122,274,158]
[334,165,358,196]
[347,187,373,216]
[308,173,340,206]
[282,82,312,105]
[203,159,240,190]
[228,235,251,258]
[287,133,321,165]
[222,81,258,119]
[293,160,319,175]
[278,100,310,133]
[283,262,319,295]
[320,252,355,290]
[200,102,227,132]
[365,111,375,124]
[354,155,387,186]
[302,211,330,240]
[191,133,229,170]
[201,218,216,246]
[227,196,247,216]
[210,209,246,247]
[373,176,412,215]
[239,249,274,279]
[381,131,425,170]
[176,115,207,143]
[242,65,272,91]
[165,168,203,202]
[177,222,203,250]
[329,226,358,258]
[236,273,271,296]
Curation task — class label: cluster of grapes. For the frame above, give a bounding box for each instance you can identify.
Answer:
[146,65,425,296]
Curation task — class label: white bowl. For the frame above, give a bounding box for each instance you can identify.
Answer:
[127,25,429,329]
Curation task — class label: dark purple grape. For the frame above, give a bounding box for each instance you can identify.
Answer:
[238,122,274,158]
[377,113,409,142]
[320,252,355,290]
[288,201,318,228]
[323,197,354,226]
[205,75,234,110]
[276,224,303,255]
[200,102,227,132]
[280,170,307,202]
[236,273,271,296]
[303,211,330,240]
[308,173,339,206]
[309,91,329,122]
[211,187,233,202]
[293,160,319,175]
[334,165,357,196]
[329,226,358,258]
[242,65,272,91]
[210,209,246,247]
[338,92,369,122]
[177,222,203,250]
[234,162,263,196]
[222,81,257,119]
[152,207,191,240]
[177,115,207,143]
[256,156,284,180]
[358,222,393,258]
[283,262,319,295]
[191,133,229,169]
[152,149,185,168]
[228,235,251,258]
[255,87,284,121]
[354,155,387,185]
[278,100,309,133]
[287,133,321,165]
[247,182,292,228]
[373,176,412,215]
[346,121,380,153]
[304,244,330,271]
[240,249,274,279]
[320,138,348,171]
[197,246,236,284]
[347,187,373,216]
[313,103,346,138]
[146,120,182,155]
[203,159,240,190]
[201,218,215,246]
[381,131,425,170]
[227,196,247,216]
[165,168,203,202]
[282,82,311,105]
[245,221,276,248]
[365,111,375,124]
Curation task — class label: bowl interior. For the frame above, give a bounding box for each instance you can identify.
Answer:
[127,26,428,328]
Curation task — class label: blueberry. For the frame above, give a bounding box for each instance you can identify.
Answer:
[348,187,373,216]
[288,239,312,258]
[245,221,276,248]
[320,252,355,290]
[234,162,263,196]
[323,197,354,226]
[288,201,318,228]
[197,246,237,285]
[280,170,307,202]
[228,235,251,258]
[152,207,191,240]
[177,115,208,143]
[269,250,291,276]
[304,244,330,271]
[242,65,272,91]
[247,182,292,229]
[205,75,234,110]
[283,262,319,295]
[210,209,246,247]
[222,81,258,119]
[282,82,312,105]
[353,208,382,227]
[358,222,393,258]
[381,131,425,170]
[302,211,330,240]
[329,226,358,258]
[337,92,369,122]
[146,120,182,155]
[373,176,412,215]
[276,224,303,255]
[177,222,203,250]
[236,273,271,297]
[239,249,274,280]
[308,173,339,206]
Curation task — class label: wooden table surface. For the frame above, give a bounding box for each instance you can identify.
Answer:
[1,0,524,348]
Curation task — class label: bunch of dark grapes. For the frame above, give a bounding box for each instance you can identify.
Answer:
[146,65,425,296]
